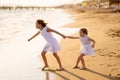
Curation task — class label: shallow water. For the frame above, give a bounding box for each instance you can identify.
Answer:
[0,9,79,80]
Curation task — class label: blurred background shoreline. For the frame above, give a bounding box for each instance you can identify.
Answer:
[0,0,120,12]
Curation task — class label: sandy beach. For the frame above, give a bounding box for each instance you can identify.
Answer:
[45,9,120,80]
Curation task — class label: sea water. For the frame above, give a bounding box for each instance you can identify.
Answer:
[0,9,79,80]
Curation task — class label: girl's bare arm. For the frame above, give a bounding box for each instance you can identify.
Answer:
[47,28,66,39]
[28,31,40,41]
[66,36,79,39]
[88,37,96,48]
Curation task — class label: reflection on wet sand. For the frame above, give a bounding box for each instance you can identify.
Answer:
[45,72,49,80]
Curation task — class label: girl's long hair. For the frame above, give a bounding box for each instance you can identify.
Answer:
[37,19,47,27]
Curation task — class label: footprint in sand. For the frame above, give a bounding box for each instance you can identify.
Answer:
[106,29,120,38]
[95,48,107,56]
[109,68,120,79]
[115,54,120,58]
[96,48,118,58]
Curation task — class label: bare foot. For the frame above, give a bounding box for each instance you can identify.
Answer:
[80,67,86,70]
[42,66,49,71]
[73,66,79,69]
[56,67,64,71]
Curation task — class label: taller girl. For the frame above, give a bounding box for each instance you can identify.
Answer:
[28,20,65,71]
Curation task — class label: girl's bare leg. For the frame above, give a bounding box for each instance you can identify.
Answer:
[80,54,86,69]
[53,53,64,70]
[73,54,85,69]
[73,55,81,69]
[41,51,49,70]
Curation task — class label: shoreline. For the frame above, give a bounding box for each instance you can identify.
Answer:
[47,9,120,80]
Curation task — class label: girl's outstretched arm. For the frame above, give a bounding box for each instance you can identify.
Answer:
[88,37,96,48]
[28,31,40,42]
[66,36,79,39]
[47,28,66,39]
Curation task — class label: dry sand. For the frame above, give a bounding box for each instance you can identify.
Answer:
[43,9,120,80]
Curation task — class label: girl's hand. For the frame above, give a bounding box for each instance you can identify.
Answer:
[62,35,66,39]
[27,31,40,42]
[28,39,31,42]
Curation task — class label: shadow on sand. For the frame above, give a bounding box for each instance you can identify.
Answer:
[64,69,85,80]
[85,68,116,80]
[44,69,85,80]
[44,68,117,80]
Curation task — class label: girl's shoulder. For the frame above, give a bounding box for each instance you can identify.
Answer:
[41,26,48,31]
[45,26,50,30]
[85,35,89,39]
[80,35,89,41]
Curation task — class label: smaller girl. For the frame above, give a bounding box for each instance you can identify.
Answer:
[66,28,95,70]
[28,19,65,71]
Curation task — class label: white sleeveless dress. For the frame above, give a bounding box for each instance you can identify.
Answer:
[80,35,95,56]
[40,26,61,53]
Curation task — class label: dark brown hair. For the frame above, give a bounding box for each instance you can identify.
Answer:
[80,28,88,35]
[36,19,47,27]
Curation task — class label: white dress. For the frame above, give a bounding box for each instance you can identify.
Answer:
[80,35,95,56]
[40,26,61,53]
